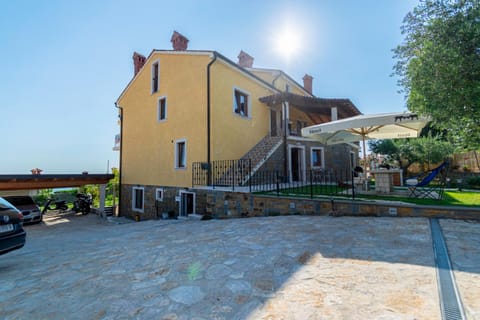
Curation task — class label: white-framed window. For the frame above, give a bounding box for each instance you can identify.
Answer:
[311,147,325,169]
[157,96,167,121]
[233,88,250,118]
[175,139,187,169]
[151,60,159,94]
[132,186,144,212]
[155,188,164,201]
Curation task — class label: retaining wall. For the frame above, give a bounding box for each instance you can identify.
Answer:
[201,190,480,221]
[120,185,479,221]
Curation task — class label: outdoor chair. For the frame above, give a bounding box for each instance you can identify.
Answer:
[405,161,449,200]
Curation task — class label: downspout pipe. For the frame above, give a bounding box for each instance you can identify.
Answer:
[206,52,218,186]
[114,102,123,216]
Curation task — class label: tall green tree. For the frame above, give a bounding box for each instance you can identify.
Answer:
[369,135,454,174]
[393,0,480,149]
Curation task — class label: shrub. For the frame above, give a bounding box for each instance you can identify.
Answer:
[466,176,480,189]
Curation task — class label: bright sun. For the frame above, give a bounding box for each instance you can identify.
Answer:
[274,25,301,60]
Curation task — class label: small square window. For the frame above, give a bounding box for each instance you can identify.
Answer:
[311,148,324,168]
[233,89,249,117]
[132,187,144,212]
[158,97,167,121]
[155,188,164,201]
[175,139,187,169]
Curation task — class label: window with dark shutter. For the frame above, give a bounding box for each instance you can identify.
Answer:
[152,62,159,93]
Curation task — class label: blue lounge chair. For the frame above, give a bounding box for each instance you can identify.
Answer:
[406,162,449,199]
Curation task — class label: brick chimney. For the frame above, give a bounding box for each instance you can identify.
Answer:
[237,50,254,68]
[302,74,313,94]
[133,52,146,76]
[171,31,189,51]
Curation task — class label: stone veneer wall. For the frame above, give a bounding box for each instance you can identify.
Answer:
[285,139,358,173]
[324,144,357,173]
[255,141,286,172]
[121,182,478,221]
[251,140,358,179]
[199,191,480,220]
[121,184,208,220]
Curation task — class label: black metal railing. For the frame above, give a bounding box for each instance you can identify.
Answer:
[250,169,356,199]
[193,160,358,199]
[192,159,252,191]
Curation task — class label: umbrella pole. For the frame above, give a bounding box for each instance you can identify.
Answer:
[362,137,367,170]
[362,137,368,190]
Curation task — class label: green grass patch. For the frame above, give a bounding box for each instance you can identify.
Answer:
[256,186,480,208]
[357,190,479,207]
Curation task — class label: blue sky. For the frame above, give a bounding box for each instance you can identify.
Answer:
[0,0,418,174]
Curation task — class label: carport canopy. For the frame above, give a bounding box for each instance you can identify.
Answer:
[0,174,114,191]
[0,174,115,217]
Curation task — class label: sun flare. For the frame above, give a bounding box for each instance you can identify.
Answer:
[274,25,301,60]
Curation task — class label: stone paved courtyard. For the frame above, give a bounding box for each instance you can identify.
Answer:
[0,212,479,319]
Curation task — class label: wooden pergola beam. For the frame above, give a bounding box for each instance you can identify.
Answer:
[0,174,114,191]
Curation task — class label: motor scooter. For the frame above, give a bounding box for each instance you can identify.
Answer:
[42,199,69,214]
[73,193,92,215]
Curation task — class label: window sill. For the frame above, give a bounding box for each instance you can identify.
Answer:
[233,113,251,120]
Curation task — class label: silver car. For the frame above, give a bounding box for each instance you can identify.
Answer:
[3,196,42,224]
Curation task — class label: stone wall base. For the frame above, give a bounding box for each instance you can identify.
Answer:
[120,185,479,221]
[120,185,207,221]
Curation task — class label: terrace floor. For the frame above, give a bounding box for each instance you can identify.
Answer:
[1,212,479,319]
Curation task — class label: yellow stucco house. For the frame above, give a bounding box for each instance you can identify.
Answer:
[116,31,361,220]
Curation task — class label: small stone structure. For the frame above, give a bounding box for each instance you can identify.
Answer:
[372,170,394,193]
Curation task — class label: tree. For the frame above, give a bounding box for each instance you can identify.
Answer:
[393,0,480,150]
[106,167,119,202]
[369,135,454,174]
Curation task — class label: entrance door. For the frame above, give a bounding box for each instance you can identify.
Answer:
[291,148,300,181]
[289,146,305,182]
[179,191,195,217]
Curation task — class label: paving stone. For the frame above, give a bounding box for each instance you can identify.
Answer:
[205,264,232,280]
[225,279,251,294]
[2,213,479,318]
[168,286,205,305]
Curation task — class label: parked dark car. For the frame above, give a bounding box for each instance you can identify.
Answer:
[3,195,42,224]
[0,197,26,255]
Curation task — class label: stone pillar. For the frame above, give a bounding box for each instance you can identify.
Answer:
[99,184,106,218]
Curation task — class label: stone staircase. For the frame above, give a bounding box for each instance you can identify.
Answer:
[213,135,283,186]
[240,135,283,174]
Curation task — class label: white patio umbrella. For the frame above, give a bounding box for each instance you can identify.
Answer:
[301,112,430,165]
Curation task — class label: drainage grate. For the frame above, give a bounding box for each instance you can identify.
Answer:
[430,218,466,320]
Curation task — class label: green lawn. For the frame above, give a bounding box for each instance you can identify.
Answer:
[358,190,480,207]
[257,186,480,208]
